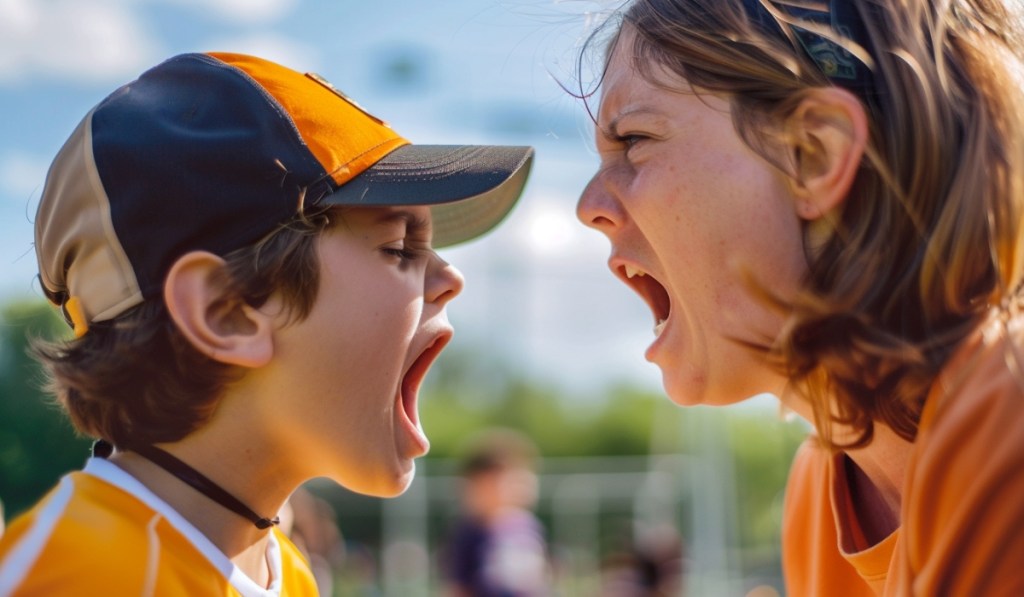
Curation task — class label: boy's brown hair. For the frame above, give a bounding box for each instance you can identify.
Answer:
[33,210,332,447]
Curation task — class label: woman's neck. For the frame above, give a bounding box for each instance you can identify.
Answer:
[781,392,911,541]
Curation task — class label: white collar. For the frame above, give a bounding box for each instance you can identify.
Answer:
[82,457,284,597]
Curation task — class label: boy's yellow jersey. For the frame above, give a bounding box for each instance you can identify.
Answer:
[0,458,317,596]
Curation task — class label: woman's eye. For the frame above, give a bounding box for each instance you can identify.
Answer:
[619,133,647,148]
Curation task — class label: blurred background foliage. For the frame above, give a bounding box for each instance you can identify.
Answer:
[0,298,809,595]
[0,300,90,517]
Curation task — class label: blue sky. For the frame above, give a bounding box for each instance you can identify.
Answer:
[0,0,669,396]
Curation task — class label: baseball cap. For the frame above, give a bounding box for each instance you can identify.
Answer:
[35,52,534,336]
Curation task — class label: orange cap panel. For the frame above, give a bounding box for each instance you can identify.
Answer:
[209,52,409,187]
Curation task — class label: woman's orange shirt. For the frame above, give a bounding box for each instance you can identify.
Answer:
[783,313,1024,595]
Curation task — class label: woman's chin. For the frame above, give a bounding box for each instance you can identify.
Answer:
[662,372,706,407]
[662,370,755,407]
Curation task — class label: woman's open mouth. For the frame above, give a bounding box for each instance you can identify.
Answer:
[619,264,671,337]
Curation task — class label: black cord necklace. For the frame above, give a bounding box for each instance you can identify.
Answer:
[93,439,279,530]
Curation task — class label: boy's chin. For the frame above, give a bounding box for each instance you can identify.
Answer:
[345,461,417,498]
[375,475,416,499]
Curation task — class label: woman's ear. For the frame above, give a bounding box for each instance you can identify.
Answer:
[163,251,274,368]
[785,87,868,220]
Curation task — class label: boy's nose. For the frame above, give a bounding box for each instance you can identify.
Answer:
[426,254,465,306]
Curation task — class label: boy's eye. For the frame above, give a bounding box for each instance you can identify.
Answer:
[383,246,418,261]
[383,240,433,263]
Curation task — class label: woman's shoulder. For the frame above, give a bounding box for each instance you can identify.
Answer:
[894,309,1024,595]
[908,306,1024,505]
[921,309,1024,438]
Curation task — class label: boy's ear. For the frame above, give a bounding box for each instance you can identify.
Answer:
[784,87,868,220]
[163,251,274,368]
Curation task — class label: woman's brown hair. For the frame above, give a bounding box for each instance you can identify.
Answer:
[580,0,1024,447]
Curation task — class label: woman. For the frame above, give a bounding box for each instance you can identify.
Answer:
[575,0,1024,594]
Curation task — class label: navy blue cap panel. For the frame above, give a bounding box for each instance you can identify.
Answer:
[90,53,332,299]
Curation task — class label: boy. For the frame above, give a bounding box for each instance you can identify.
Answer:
[0,52,532,595]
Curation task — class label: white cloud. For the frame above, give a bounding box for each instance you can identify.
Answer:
[160,0,297,25]
[200,33,318,72]
[0,151,49,201]
[0,151,46,303]
[0,0,161,84]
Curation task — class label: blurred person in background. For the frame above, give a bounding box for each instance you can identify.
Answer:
[442,427,551,597]
[279,487,345,595]
[600,522,684,597]
[574,0,1024,594]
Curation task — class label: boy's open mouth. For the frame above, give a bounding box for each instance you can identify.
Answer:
[400,333,451,425]
[619,264,671,336]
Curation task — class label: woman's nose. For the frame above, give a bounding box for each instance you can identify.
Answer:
[576,173,625,234]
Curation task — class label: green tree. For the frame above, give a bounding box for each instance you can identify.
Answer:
[0,300,91,519]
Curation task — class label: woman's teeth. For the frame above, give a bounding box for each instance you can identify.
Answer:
[624,266,665,336]
[625,265,645,278]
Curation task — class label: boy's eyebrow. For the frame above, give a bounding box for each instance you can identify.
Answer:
[375,210,432,236]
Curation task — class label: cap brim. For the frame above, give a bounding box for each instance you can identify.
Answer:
[322,145,534,247]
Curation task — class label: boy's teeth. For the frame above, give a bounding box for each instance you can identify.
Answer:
[654,319,667,337]
[625,265,645,279]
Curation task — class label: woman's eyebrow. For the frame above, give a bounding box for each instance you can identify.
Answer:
[602,106,660,138]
